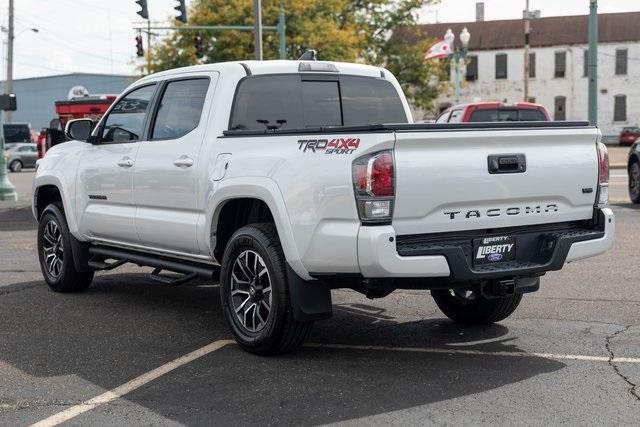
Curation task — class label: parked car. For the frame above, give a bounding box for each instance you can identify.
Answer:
[436,102,550,123]
[33,60,613,355]
[628,141,640,203]
[4,142,38,172]
[3,123,33,145]
[619,126,640,146]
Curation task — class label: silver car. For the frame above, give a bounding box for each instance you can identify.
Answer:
[4,143,38,172]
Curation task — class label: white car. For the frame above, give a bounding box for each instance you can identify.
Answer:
[32,60,614,354]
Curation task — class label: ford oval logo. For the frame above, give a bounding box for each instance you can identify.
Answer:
[487,253,503,262]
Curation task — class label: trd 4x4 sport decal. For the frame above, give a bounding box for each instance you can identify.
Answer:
[298,138,360,154]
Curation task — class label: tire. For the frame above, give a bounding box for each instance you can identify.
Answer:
[220,223,312,355]
[629,161,640,204]
[37,204,94,292]
[431,288,522,325]
[9,160,22,173]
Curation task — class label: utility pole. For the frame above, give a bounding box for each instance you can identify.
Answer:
[588,0,598,126]
[6,0,14,123]
[523,0,530,102]
[253,0,263,60]
[147,19,152,74]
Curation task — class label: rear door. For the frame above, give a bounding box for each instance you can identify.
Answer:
[392,126,600,235]
[133,74,217,254]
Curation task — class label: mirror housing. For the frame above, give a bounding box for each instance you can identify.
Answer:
[65,119,94,142]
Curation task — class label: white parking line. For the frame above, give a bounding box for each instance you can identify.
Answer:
[31,339,234,427]
[304,343,640,364]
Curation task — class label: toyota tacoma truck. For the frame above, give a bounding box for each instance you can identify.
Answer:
[32,60,614,355]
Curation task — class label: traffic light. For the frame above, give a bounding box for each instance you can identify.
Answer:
[174,0,187,23]
[194,35,204,58]
[135,0,148,19]
[135,34,144,57]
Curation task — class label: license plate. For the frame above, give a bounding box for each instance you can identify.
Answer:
[473,235,516,265]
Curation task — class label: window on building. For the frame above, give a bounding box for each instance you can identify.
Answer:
[529,52,536,78]
[495,53,508,79]
[554,96,566,121]
[583,49,589,77]
[555,51,566,78]
[465,55,478,81]
[615,49,628,75]
[614,95,627,122]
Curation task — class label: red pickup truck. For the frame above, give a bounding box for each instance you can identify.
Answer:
[37,94,117,158]
[436,102,550,123]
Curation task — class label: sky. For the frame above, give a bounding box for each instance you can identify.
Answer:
[0,0,639,80]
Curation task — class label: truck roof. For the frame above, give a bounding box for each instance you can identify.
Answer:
[137,60,386,82]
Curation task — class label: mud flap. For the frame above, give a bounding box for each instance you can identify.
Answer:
[286,264,333,321]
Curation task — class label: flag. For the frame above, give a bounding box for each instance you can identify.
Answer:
[425,40,451,60]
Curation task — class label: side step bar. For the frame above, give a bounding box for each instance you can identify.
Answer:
[88,246,220,282]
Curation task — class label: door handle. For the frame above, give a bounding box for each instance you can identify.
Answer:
[116,157,135,168]
[487,154,526,174]
[173,156,194,168]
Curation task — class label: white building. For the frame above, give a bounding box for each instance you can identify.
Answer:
[411,12,640,137]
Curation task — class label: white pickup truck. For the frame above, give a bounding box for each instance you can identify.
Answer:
[33,60,614,355]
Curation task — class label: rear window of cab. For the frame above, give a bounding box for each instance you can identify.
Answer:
[469,108,547,122]
[229,74,408,131]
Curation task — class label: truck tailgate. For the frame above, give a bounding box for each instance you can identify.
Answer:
[392,127,600,236]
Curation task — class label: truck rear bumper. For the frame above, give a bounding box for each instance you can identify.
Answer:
[358,208,614,280]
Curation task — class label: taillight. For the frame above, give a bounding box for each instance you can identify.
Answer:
[352,150,395,223]
[596,142,609,208]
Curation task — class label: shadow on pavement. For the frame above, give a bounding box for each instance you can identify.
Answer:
[0,274,565,425]
[0,206,36,231]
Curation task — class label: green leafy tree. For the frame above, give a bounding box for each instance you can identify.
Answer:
[147,0,446,111]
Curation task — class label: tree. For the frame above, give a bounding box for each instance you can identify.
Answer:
[147,0,446,111]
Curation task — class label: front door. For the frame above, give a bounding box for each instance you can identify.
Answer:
[133,75,216,254]
[77,84,157,244]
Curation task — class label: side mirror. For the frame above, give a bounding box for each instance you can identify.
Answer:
[65,119,94,142]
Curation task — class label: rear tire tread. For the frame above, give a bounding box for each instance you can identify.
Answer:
[221,223,312,355]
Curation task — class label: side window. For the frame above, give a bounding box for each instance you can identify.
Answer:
[151,79,210,140]
[448,109,464,123]
[340,76,408,125]
[100,84,156,143]
[435,111,451,123]
[230,75,303,130]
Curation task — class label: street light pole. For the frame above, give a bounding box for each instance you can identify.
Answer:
[523,0,530,102]
[253,0,263,60]
[588,0,598,126]
[6,0,14,123]
[445,28,470,104]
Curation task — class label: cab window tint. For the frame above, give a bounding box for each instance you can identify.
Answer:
[301,81,341,127]
[151,79,209,140]
[470,109,518,122]
[229,74,408,131]
[518,109,547,121]
[230,75,303,130]
[340,76,407,125]
[101,84,155,143]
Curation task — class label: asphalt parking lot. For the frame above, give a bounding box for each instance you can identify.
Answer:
[1,170,639,425]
